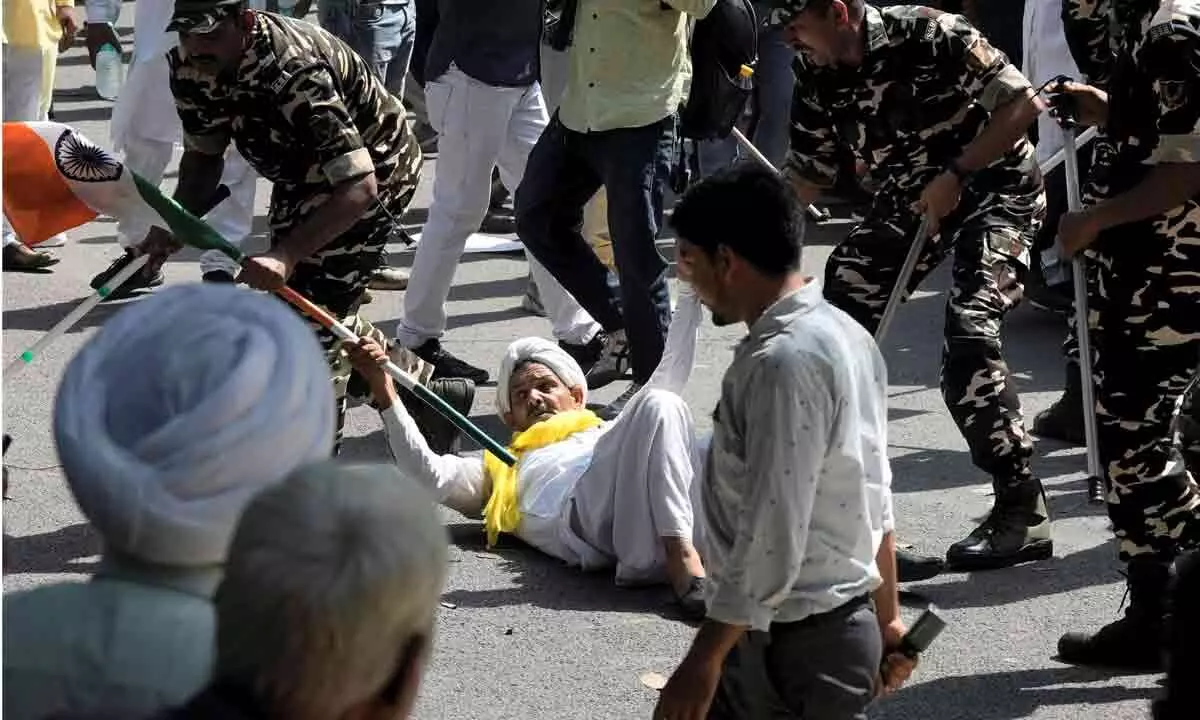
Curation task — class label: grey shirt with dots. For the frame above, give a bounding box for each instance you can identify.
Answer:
[702,280,895,632]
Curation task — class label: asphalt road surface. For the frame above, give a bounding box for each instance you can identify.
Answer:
[2,6,1163,719]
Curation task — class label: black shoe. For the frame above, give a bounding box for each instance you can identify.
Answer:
[1033,362,1086,445]
[897,547,945,582]
[479,210,516,234]
[202,269,236,283]
[411,339,490,384]
[1058,559,1171,671]
[91,252,164,300]
[559,333,606,375]
[674,576,707,622]
[399,377,477,455]
[946,478,1053,571]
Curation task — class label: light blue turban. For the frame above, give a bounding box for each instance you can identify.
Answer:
[53,283,335,567]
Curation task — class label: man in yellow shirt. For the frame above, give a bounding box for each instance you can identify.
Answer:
[515,0,717,420]
[2,0,75,271]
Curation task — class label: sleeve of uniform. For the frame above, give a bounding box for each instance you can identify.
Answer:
[1061,0,1115,88]
[380,403,490,519]
[277,65,376,186]
[1144,18,1200,165]
[706,352,831,632]
[168,51,233,156]
[783,78,841,190]
[933,13,1032,113]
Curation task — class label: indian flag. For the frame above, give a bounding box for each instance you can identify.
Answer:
[2,121,237,256]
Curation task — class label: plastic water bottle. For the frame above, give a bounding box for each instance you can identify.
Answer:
[95,38,124,101]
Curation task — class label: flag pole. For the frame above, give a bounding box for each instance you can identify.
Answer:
[273,285,517,465]
[4,253,152,378]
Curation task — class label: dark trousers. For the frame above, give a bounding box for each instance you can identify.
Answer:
[515,113,676,383]
[824,183,1043,486]
[708,595,882,719]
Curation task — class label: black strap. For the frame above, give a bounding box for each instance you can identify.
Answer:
[547,0,579,51]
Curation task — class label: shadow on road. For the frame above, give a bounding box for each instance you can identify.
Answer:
[3,523,101,575]
[440,526,693,623]
[875,666,1155,720]
[905,541,1118,610]
[2,295,132,333]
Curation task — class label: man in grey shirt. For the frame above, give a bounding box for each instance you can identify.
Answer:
[654,164,915,720]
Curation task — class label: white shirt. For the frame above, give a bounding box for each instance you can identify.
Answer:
[702,280,894,632]
[1022,0,1082,164]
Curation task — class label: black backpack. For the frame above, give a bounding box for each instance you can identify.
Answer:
[677,0,760,141]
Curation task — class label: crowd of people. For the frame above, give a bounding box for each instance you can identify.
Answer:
[3,0,1200,718]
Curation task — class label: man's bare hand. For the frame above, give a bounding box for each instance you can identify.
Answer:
[876,618,917,697]
[345,337,397,408]
[236,249,294,292]
[137,227,184,258]
[57,7,78,53]
[912,171,962,235]
[84,21,121,68]
[1046,80,1109,127]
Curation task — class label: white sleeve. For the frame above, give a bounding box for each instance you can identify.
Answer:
[642,283,703,396]
[379,403,490,519]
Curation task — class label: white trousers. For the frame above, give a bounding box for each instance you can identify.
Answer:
[395,67,600,347]
[3,45,62,247]
[1023,0,1082,165]
[568,389,703,585]
[111,53,258,275]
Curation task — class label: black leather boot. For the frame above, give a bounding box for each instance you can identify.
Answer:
[1032,362,1086,445]
[1154,551,1200,717]
[399,377,477,455]
[897,547,946,582]
[1059,557,1172,672]
[945,478,1053,571]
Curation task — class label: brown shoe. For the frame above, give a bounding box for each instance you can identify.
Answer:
[368,266,409,291]
[2,243,59,272]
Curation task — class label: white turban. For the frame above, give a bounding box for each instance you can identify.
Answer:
[496,337,587,416]
[53,283,336,567]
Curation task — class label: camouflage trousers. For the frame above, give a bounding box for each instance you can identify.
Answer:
[824,190,1042,487]
[273,184,416,454]
[1058,205,1200,562]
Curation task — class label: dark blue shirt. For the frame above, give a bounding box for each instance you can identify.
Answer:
[420,0,543,88]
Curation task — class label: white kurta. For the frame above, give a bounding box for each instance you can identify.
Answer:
[382,289,705,584]
[1022,0,1082,165]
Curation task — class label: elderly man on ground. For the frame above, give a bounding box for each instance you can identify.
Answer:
[147,461,449,720]
[4,284,337,720]
[349,289,709,619]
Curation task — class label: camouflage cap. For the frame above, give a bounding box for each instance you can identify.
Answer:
[167,0,244,34]
[766,0,811,27]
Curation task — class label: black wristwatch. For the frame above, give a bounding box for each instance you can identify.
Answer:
[945,159,973,185]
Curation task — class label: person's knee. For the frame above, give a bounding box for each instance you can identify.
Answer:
[625,389,692,427]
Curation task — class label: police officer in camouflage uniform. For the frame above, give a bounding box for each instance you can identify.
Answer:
[144,0,468,454]
[769,0,1052,571]
[1045,0,1200,670]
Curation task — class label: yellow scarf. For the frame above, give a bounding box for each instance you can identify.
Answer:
[482,409,605,547]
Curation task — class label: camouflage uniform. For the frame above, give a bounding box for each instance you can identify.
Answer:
[1062,0,1200,562]
[783,4,1049,568]
[168,11,423,451]
[1052,0,1200,671]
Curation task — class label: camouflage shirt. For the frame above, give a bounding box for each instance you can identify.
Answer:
[1073,0,1200,197]
[785,5,1038,209]
[168,12,422,211]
